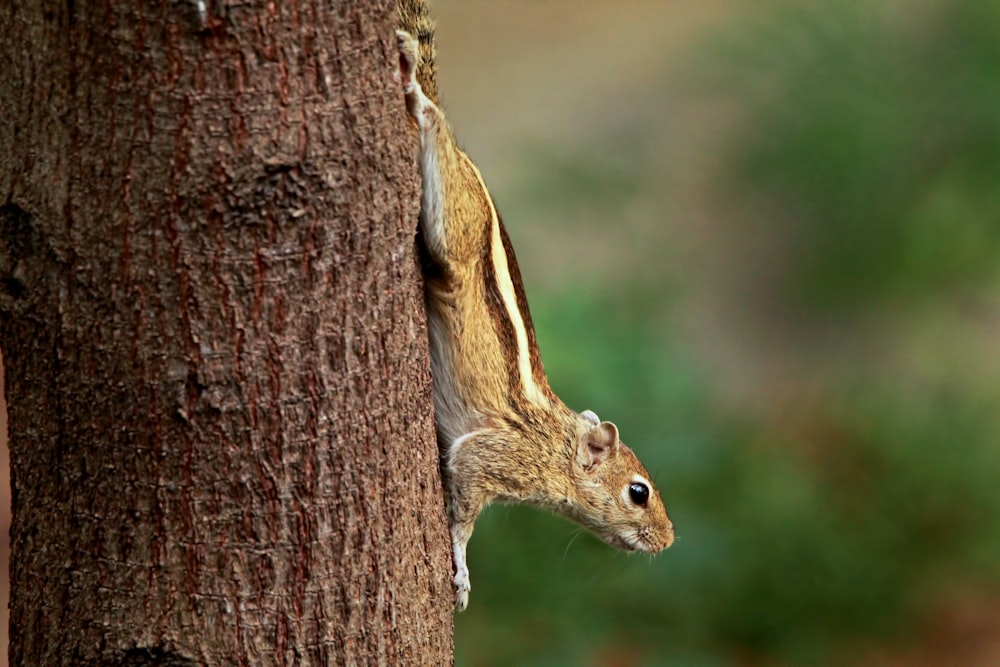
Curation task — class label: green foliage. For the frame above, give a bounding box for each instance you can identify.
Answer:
[454,1,1000,664]
[457,292,1000,665]
[717,0,1000,312]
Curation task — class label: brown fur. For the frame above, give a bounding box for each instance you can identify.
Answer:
[395,17,673,611]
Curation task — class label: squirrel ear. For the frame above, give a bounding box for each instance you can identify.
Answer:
[577,421,620,473]
[581,409,601,426]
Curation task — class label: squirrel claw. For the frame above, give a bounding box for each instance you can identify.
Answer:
[454,566,471,612]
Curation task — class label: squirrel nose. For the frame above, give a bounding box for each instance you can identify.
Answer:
[660,521,676,550]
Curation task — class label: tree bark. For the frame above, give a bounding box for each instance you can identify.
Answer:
[0,1,454,664]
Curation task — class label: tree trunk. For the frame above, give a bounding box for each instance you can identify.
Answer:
[0,1,454,664]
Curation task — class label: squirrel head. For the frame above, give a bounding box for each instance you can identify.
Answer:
[569,410,675,553]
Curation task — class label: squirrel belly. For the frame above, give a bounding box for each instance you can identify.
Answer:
[395,23,674,613]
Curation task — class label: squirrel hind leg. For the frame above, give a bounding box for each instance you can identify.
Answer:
[395,30,420,92]
[396,29,435,126]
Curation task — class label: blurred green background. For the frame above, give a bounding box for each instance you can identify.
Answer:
[435,0,1000,664]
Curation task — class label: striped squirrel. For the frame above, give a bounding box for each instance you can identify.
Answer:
[396,1,674,612]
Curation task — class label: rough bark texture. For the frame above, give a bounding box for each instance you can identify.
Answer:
[0,1,454,664]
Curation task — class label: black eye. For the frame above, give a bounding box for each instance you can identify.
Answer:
[628,483,649,506]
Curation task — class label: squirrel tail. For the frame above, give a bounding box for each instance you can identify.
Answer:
[397,0,439,105]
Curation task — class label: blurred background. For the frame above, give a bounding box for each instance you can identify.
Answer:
[433,0,1000,665]
[4,0,1000,664]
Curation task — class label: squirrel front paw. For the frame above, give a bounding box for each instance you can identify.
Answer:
[454,564,471,612]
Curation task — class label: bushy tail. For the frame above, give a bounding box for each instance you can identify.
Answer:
[397,0,439,105]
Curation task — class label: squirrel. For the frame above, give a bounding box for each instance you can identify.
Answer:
[395,1,675,612]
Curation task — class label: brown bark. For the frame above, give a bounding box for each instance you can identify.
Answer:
[0,1,454,665]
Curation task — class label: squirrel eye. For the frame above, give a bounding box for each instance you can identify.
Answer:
[628,482,649,506]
